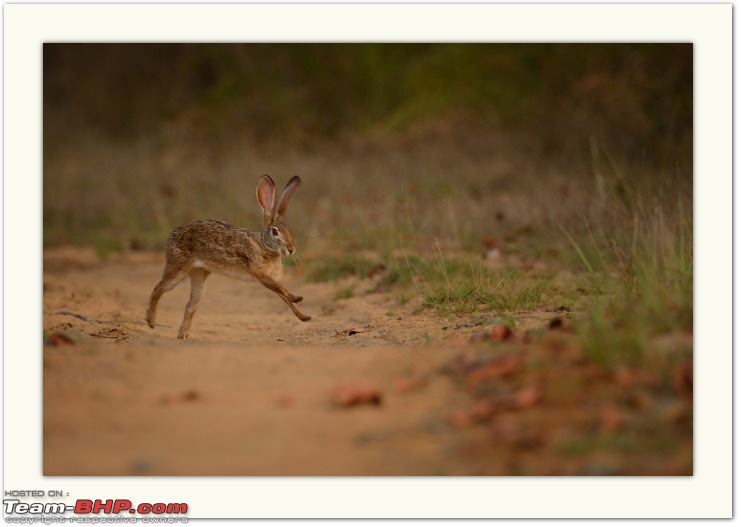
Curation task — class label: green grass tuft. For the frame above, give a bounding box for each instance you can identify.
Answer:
[569,191,692,365]
[305,256,379,282]
[334,287,355,300]
[422,278,562,315]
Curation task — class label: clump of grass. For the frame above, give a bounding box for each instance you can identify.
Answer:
[421,240,575,315]
[422,275,562,315]
[305,255,379,282]
[307,249,575,316]
[392,244,571,315]
[378,255,472,289]
[334,286,355,300]
[569,183,692,365]
[423,287,496,314]
[305,253,474,289]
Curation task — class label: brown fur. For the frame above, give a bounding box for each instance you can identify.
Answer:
[146,176,310,339]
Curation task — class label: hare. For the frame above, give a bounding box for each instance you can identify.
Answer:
[146,175,311,339]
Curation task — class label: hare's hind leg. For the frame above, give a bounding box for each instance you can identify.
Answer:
[177,268,211,339]
[146,264,189,328]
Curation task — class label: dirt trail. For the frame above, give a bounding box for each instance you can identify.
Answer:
[43,247,487,475]
[43,247,692,476]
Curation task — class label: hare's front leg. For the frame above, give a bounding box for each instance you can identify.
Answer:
[178,268,211,339]
[253,272,311,322]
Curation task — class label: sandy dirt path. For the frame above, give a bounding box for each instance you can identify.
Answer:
[43,247,487,476]
[43,247,691,476]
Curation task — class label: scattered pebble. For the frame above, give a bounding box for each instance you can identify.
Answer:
[470,325,514,343]
[330,382,382,408]
[335,328,365,337]
[129,458,157,475]
[45,331,78,346]
[548,317,574,332]
[160,389,201,405]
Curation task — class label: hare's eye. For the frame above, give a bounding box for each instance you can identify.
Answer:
[271,226,280,236]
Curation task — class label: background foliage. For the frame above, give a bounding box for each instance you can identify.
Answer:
[44,44,691,160]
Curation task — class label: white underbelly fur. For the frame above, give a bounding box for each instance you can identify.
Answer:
[193,258,253,282]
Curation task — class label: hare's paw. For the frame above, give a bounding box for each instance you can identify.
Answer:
[291,294,303,303]
[299,313,311,322]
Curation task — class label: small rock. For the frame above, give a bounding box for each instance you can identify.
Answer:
[44,331,79,346]
[548,317,573,332]
[470,325,514,343]
[160,389,201,405]
[129,458,157,475]
[335,328,365,337]
[181,389,200,402]
[330,382,382,408]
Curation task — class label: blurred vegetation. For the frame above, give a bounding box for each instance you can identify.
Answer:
[43,43,692,249]
[44,43,691,161]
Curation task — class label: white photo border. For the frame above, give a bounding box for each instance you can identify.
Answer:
[4,3,731,519]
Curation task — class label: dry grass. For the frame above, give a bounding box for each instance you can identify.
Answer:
[45,131,597,254]
[43,125,692,365]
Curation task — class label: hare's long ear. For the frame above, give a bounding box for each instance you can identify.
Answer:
[256,175,276,227]
[277,176,301,218]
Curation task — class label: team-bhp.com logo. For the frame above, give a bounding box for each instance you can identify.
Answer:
[4,499,188,521]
